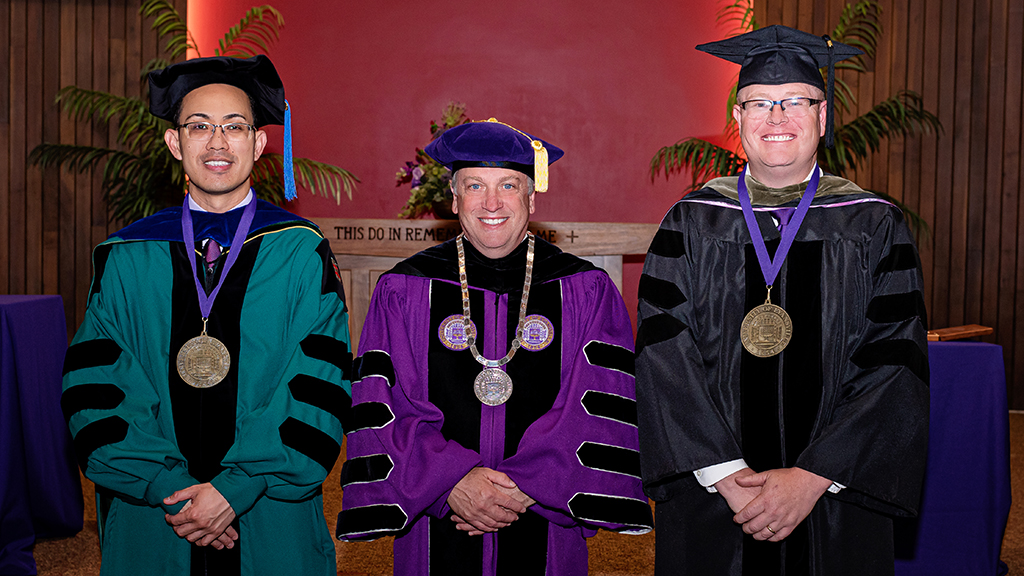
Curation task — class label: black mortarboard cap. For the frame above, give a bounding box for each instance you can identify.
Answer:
[696,25,863,148]
[148,55,299,201]
[148,55,286,127]
[425,118,564,192]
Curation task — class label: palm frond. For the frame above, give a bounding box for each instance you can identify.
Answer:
[828,1,881,125]
[28,143,119,173]
[250,157,287,205]
[53,87,171,156]
[141,58,174,80]
[99,151,180,221]
[141,0,196,61]
[831,77,859,120]
[715,0,754,132]
[820,90,942,176]
[724,84,740,136]
[650,138,746,192]
[216,6,284,58]
[55,87,148,125]
[717,0,756,36]
[32,3,357,224]
[831,1,882,58]
[291,156,358,203]
[650,0,938,228]
[253,154,359,204]
[28,143,181,222]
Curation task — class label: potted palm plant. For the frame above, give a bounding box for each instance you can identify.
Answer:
[29,0,357,224]
[650,0,941,232]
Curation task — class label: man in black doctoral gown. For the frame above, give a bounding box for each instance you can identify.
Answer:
[635,25,929,576]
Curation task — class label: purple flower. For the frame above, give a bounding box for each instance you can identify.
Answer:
[410,166,424,187]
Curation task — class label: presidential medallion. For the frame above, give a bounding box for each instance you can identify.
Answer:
[474,368,513,406]
[739,303,793,357]
[176,334,231,388]
[457,233,535,405]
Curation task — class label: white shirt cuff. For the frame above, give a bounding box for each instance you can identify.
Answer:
[694,459,748,493]
[828,481,845,493]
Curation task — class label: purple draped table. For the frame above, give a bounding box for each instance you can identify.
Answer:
[894,341,1011,576]
[0,295,83,575]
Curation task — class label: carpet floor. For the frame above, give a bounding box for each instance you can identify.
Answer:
[30,413,1024,575]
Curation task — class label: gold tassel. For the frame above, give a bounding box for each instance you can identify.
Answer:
[532,140,549,192]
[480,118,550,192]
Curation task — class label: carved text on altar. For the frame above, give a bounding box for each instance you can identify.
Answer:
[332,225,565,245]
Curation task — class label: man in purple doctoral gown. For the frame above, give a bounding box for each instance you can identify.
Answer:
[336,119,652,575]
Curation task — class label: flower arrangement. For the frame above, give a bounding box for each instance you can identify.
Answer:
[397,102,471,219]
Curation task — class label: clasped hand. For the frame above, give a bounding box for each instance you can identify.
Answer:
[447,467,535,536]
[164,483,238,549]
[714,467,832,542]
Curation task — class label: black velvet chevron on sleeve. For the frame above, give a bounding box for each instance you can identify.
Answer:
[63,339,123,375]
[90,244,114,299]
[873,243,920,275]
[851,339,928,383]
[316,239,347,306]
[336,504,408,540]
[583,341,635,376]
[340,454,395,486]
[638,274,687,310]
[300,333,352,377]
[71,416,129,471]
[634,314,687,357]
[866,291,927,325]
[348,402,396,432]
[567,493,652,529]
[647,227,687,259]
[61,383,126,423]
[279,417,341,472]
[581,391,637,427]
[576,442,641,477]
[352,351,396,387]
[288,374,352,427]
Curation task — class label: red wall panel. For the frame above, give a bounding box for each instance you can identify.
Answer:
[188,0,735,225]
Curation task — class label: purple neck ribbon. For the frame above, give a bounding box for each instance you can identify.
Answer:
[737,165,820,288]
[181,193,257,320]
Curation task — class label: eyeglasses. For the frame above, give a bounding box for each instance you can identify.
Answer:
[177,121,255,142]
[739,97,822,119]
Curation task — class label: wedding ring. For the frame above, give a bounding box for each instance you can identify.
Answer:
[766,525,776,535]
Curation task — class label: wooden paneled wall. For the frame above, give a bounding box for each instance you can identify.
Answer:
[759,0,1024,406]
[1,0,185,336]
[6,0,1024,407]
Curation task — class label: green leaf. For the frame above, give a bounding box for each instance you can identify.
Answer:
[30,2,358,224]
[821,90,942,177]
[141,0,198,60]
[216,5,284,58]
[254,154,359,204]
[652,0,940,226]
[650,138,745,192]
[29,142,183,222]
[716,0,756,36]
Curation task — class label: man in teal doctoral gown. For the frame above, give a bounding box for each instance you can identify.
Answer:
[61,55,351,576]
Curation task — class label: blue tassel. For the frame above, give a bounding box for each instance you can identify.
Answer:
[283,99,297,201]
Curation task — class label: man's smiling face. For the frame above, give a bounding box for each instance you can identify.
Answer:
[164,83,267,208]
[451,167,535,259]
[732,82,826,187]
